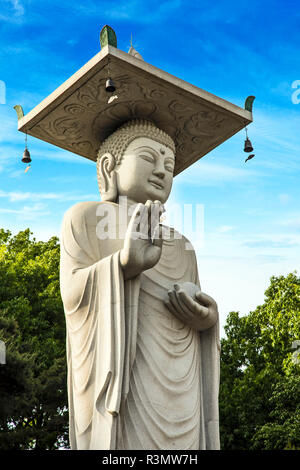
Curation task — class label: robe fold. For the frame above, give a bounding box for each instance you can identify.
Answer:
[60,201,220,450]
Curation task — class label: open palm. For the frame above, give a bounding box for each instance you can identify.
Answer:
[120,200,164,280]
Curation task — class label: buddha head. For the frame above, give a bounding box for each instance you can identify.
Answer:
[97,120,176,204]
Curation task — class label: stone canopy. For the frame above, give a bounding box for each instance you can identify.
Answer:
[17,43,253,176]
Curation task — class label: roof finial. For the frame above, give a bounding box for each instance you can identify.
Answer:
[128,34,144,61]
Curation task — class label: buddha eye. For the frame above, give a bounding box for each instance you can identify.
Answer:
[139,153,155,163]
[165,164,174,173]
[164,159,175,173]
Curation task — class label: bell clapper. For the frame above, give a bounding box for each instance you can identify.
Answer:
[245,154,255,163]
[108,94,118,104]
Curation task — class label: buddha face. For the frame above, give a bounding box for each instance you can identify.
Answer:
[114,137,175,204]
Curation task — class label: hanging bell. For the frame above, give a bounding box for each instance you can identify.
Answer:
[105,78,116,93]
[22,148,31,164]
[244,137,253,153]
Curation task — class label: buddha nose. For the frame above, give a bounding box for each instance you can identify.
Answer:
[153,164,165,179]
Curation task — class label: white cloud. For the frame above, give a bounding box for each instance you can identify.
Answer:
[243,238,299,249]
[0,202,50,220]
[198,253,299,337]
[10,0,24,16]
[247,109,300,172]
[0,190,98,203]
[176,161,261,186]
[7,168,25,179]
[281,213,300,231]
[217,225,235,233]
[0,0,25,22]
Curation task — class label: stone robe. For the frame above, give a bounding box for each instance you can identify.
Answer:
[60,201,220,450]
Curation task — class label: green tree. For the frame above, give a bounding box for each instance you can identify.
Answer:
[252,374,300,449]
[1,228,299,450]
[0,229,68,449]
[220,272,300,450]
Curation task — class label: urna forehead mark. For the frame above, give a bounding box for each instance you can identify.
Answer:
[128,142,175,162]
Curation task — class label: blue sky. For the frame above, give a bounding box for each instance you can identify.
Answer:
[1,0,300,335]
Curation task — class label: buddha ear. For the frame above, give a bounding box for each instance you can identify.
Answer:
[98,153,118,202]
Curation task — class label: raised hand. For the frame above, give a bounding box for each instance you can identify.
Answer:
[120,200,164,280]
[165,281,218,331]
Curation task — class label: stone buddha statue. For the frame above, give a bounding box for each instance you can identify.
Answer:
[60,119,220,450]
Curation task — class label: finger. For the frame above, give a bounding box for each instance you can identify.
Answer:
[195,290,215,308]
[168,290,191,321]
[150,202,157,238]
[178,290,209,318]
[168,291,196,327]
[128,203,144,239]
[152,200,165,222]
[152,224,163,249]
[164,299,185,322]
[153,200,165,215]
[175,290,200,320]
[129,203,143,223]
[146,200,153,237]
[139,203,150,239]
[175,288,196,310]
[150,201,161,238]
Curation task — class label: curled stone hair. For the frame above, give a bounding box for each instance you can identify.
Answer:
[97,119,176,193]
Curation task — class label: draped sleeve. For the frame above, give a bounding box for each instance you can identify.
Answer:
[192,248,221,450]
[60,201,140,450]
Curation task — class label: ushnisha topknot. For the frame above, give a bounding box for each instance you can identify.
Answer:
[97,118,175,168]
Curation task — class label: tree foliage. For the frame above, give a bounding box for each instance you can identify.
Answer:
[219,272,300,450]
[0,229,68,449]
